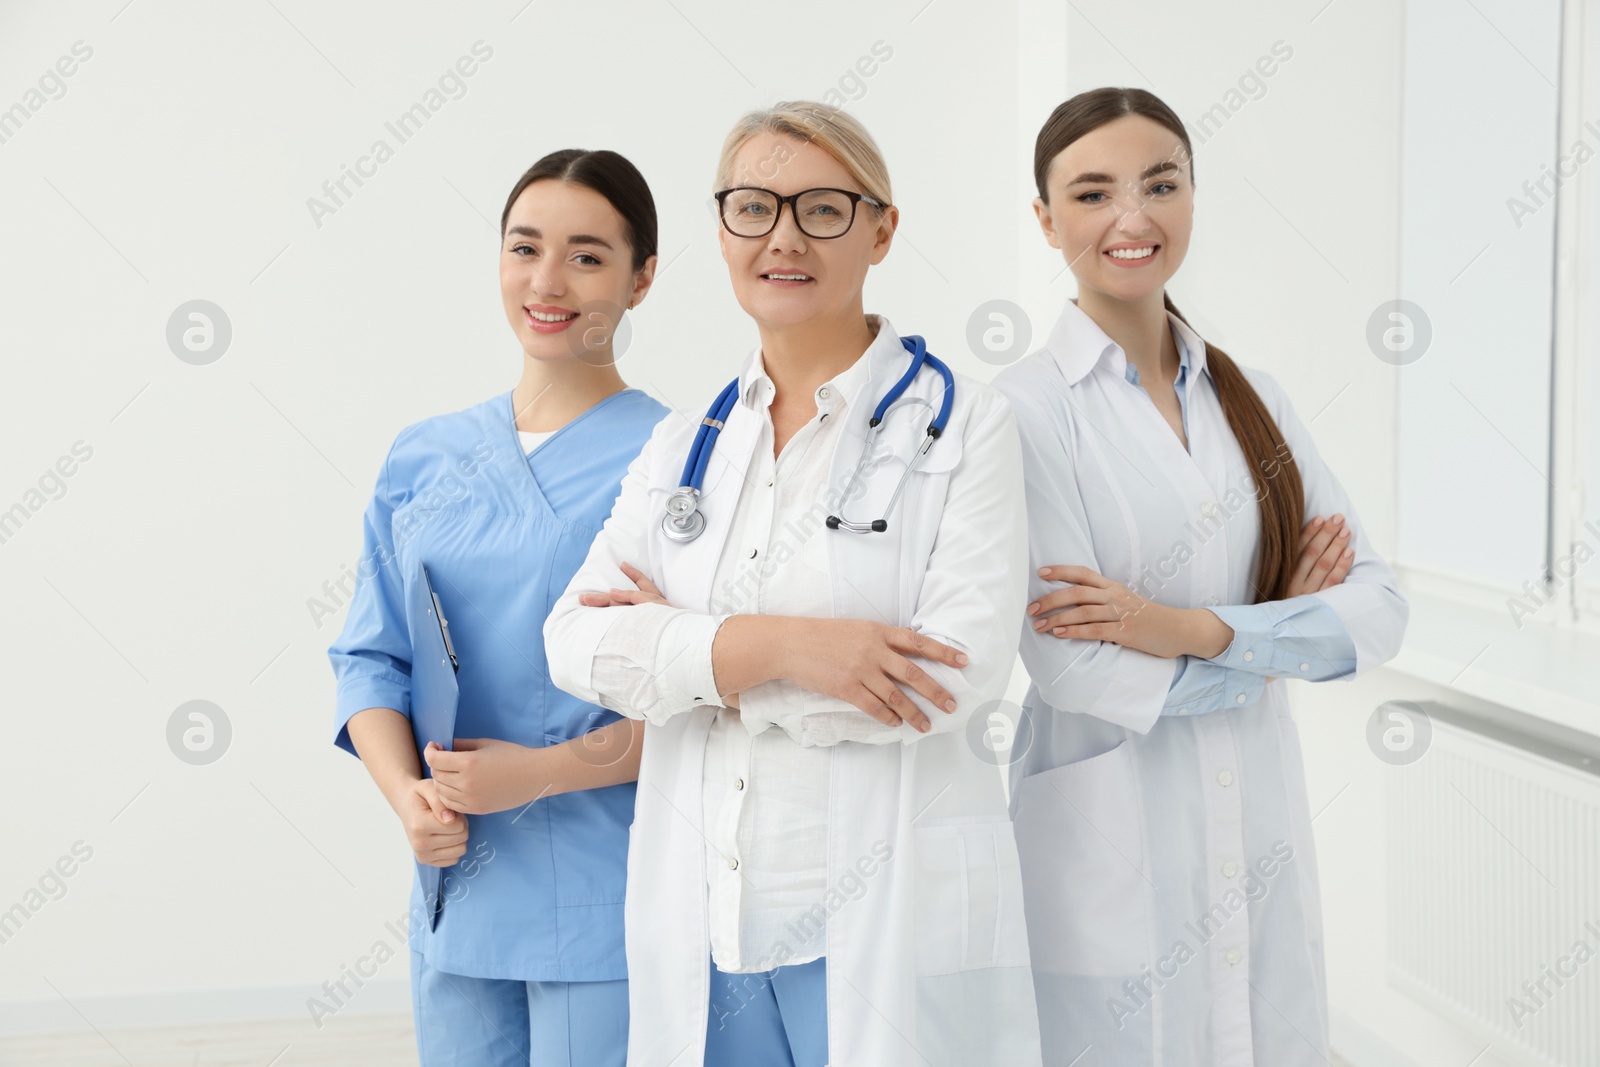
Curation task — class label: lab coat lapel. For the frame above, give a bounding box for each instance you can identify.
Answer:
[669,398,761,615]
[823,333,923,1060]
[834,318,917,481]
[822,318,922,602]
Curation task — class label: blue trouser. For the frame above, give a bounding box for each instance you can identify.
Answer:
[410,949,628,1066]
[704,954,828,1067]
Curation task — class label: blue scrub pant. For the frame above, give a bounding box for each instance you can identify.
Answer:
[704,954,828,1067]
[410,949,628,1067]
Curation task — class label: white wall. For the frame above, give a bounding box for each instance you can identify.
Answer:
[1,0,1445,1054]
[0,0,1023,1018]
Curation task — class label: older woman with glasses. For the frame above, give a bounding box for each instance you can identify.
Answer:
[544,102,1044,1067]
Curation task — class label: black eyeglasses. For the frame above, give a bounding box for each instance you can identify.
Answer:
[713,186,886,240]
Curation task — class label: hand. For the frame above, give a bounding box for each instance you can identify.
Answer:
[777,618,969,733]
[578,561,669,608]
[1029,565,1228,659]
[424,739,543,816]
[395,777,468,867]
[1286,514,1353,597]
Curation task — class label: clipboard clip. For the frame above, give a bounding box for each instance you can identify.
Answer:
[421,564,459,673]
[431,589,458,672]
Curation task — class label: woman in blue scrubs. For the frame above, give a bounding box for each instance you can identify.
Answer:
[328,148,669,1067]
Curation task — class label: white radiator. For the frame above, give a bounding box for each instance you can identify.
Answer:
[1385,701,1600,1066]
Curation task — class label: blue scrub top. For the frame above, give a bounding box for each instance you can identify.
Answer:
[329,386,668,982]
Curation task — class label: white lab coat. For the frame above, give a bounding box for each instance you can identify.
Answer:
[991,299,1408,1067]
[545,319,1044,1067]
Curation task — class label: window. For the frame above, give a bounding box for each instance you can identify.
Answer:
[1398,0,1600,634]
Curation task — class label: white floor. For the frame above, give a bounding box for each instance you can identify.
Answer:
[0,1014,419,1067]
[0,1017,1363,1067]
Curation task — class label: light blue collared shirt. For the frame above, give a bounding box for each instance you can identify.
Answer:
[1124,325,1358,715]
[1122,339,1192,441]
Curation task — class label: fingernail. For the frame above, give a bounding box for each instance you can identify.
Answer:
[956,652,969,665]
[1053,627,1067,635]
[1038,567,1049,577]
[1311,517,1322,526]
[944,699,957,712]
[1343,548,1353,558]
[1027,603,1039,615]
[1338,528,1349,538]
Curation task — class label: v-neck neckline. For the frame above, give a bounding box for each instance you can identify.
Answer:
[1123,320,1194,457]
[502,387,637,517]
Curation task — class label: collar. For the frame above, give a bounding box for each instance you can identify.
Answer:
[1126,325,1194,388]
[1046,296,1210,387]
[737,313,900,415]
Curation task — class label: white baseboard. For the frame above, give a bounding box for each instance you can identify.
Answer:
[1332,1008,1424,1067]
[0,978,410,1037]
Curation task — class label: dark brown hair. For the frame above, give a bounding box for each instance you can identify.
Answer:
[500,149,658,272]
[1034,88,1304,603]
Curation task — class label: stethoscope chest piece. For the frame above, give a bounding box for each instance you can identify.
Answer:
[662,487,705,543]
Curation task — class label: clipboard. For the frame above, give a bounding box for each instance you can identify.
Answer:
[408,562,460,931]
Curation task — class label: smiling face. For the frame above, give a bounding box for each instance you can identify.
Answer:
[716,134,896,331]
[1033,113,1194,303]
[499,179,654,364]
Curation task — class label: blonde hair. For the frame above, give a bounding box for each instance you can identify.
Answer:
[713,100,892,212]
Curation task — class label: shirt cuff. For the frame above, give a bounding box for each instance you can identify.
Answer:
[1205,603,1276,671]
[1204,596,1357,681]
[1163,657,1268,716]
[737,681,892,746]
[333,671,411,756]
[659,610,733,710]
[591,604,733,720]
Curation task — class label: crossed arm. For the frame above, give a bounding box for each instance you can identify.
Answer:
[543,394,1029,747]
[1002,368,1406,732]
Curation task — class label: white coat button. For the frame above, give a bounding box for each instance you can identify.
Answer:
[1226,949,1242,965]
[1243,651,1254,662]
[1299,662,1310,672]
[1222,861,1238,878]
[1201,502,1221,519]
[728,858,739,870]
[1178,707,1189,715]
[766,477,774,486]
[748,547,758,558]
[818,386,831,400]
[1236,693,1247,704]
[1217,770,1234,787]
[733,778,744,791]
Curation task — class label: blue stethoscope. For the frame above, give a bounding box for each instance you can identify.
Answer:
[662,335,954,542]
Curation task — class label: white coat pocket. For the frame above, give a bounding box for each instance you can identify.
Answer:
[1012,739,1150,976]
[912,818,1033,977]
